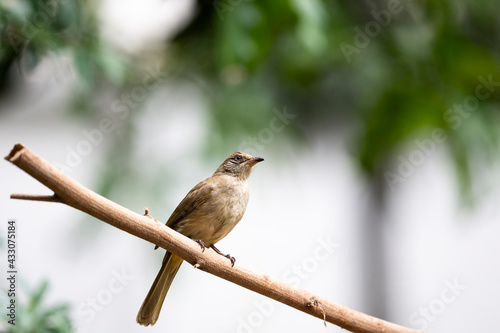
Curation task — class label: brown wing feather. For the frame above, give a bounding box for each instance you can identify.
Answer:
[153,179,214,250]
[166,180,214,229]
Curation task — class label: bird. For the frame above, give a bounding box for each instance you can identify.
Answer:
[136,151,264,326]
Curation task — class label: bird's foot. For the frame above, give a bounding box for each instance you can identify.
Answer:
[225,254,236,267]
[194,239,206,252]
[211,245,236,267]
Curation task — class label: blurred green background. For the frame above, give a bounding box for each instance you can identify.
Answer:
[1,0,499,332]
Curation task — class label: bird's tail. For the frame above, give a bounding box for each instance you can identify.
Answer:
[136,252,183,326]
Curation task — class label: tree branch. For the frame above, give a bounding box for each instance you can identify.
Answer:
[10,193,63,202]
[4,143,423,333]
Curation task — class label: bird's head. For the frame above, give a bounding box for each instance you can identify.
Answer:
[214,151,264,180]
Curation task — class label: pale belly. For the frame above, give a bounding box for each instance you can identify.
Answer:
[174,177,249,246]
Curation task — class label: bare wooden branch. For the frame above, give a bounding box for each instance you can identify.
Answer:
[10,193,62,202]
[4,143,423,333]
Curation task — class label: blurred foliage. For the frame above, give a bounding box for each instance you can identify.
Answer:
[1,0,500,198]
[172,0,500,196]
[1,281,72,333]
[1,0,500,324]
[0,0,128,111]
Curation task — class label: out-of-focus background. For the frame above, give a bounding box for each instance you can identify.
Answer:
[1,1,499,332]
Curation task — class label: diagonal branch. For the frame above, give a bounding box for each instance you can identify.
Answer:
[10,193,63,202]
[4,143,423,333]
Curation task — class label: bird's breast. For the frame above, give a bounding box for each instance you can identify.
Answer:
[176,176,249,246]
[209,178,249,242]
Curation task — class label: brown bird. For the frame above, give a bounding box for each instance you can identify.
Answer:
[136,151,263,326]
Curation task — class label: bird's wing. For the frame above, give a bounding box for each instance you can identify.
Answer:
[166,179,214,230]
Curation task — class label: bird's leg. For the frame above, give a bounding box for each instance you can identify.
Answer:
[210,245,236,267]
[194,239,206,252]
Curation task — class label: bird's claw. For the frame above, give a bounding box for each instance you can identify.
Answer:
[195,239,206,252]
[226,254,236,267]
[210,245,236,267]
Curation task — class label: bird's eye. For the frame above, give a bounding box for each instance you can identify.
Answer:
[234,155,242,161]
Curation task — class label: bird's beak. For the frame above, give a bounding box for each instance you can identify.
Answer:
[248,157,264,164]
